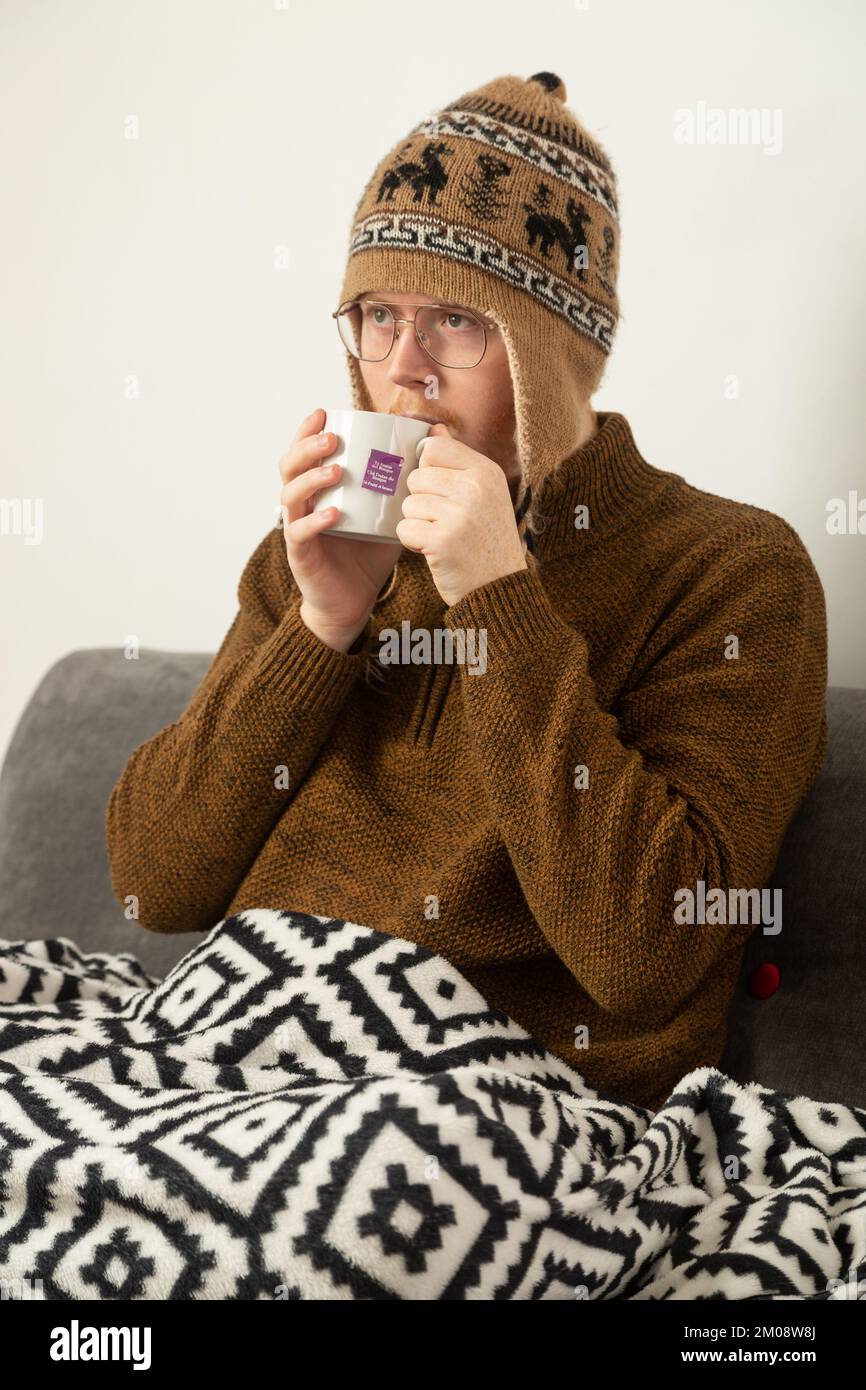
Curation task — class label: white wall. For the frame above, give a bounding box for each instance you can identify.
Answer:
[2,0,864,767]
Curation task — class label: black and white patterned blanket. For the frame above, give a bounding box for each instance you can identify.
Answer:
[1,909,864,1301]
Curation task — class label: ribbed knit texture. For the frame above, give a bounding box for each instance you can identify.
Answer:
[105,412,828,1110]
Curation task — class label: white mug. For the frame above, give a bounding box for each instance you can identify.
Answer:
[312,409,432,544]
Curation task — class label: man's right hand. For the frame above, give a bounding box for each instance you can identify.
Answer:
[279,407,402,652]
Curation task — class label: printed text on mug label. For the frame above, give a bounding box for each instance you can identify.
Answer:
[362,449,404,495]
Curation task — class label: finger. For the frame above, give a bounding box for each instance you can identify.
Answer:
[401,493,448,523]
[292,407,327,446]
[394,517,431,553]
[282,504,340,549]
[279,427,337,485]
[406,464,464,497]
[413,430,472,471]
[280,462,342,522]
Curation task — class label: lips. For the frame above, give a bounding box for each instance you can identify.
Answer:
[401,413,442,426]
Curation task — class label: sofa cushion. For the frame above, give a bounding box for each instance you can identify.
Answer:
[719,686,866,1109]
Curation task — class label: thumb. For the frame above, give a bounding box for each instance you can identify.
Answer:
[416,420,451,465]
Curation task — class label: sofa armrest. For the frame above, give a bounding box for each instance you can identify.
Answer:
[0,647,213,977]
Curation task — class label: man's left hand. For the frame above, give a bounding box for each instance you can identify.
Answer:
[396,424,528,607]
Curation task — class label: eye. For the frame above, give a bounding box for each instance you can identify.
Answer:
[362,305,391,327]
[441,312,473,331]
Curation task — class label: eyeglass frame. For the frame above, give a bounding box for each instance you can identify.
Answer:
[332,297,491,369]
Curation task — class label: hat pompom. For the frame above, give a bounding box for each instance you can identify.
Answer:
[528,71,567,101]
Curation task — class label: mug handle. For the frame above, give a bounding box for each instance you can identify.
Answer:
[415,436,431,464]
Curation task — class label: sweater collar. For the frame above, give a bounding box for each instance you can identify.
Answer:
[529,411,669,561]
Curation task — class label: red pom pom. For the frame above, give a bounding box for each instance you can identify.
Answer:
[748,963,780,999]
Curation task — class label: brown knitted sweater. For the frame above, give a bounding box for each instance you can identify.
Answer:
[105,412,828,1110]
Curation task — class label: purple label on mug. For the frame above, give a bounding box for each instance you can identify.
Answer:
[362,448,404,495]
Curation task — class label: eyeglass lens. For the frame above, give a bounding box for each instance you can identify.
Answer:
[337,302,486,368]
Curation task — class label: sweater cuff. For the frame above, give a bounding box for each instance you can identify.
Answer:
[255,598,370,702]
[443,564,576,674]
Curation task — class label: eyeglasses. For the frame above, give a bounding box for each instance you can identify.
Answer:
[333,298,489,369]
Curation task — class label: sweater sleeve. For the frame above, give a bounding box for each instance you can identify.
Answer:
[441,537,828,1025]
[105,524,371,934]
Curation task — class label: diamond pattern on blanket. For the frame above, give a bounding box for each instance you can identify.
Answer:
[0,908,865,1300]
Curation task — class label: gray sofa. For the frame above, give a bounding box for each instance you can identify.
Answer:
[1,649,863,1109]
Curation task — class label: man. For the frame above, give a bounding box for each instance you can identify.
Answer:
[106,72,828,1110]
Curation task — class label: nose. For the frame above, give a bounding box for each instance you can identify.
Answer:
[386,318,435,387]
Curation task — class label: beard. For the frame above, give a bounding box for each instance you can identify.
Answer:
[384,389,521,497]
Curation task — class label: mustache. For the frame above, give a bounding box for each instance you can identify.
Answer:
[389,401,453,427]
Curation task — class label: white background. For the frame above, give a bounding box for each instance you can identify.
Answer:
[2,0,864,766]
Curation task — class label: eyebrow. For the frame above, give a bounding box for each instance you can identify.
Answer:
[359,295,496,326]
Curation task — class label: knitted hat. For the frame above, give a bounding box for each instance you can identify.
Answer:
[337,71,620,553]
